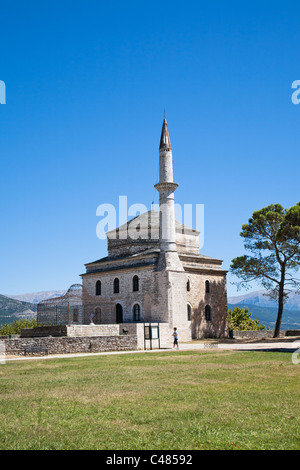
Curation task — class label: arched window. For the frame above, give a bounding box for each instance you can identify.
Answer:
[73,307,79,322]
[205,305,211,321]
[133,304,141,321]
[95,280,101,296]
[133,275,139,292]
[187,304,192,321]
[205,280,210,294]
[114,278,120,294]
[94,307,101,324]
[187,279,190,292]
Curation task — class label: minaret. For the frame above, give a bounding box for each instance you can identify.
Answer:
[155,119,184,272]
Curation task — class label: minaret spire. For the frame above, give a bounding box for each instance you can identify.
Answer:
[155,119,184,271]
[159,118,172,151]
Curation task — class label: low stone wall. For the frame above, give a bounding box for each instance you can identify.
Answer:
[230,330,286,339]
[21,324,125,338]
[17,323,172,352]
[20,326,67,338]
[67,325,119,337]
[4,335,137,356]
[285,330,300,336]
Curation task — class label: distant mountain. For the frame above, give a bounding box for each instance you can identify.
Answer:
[228,289,300,330]
[8,290,66,304]
[228,303,300,330]
[0,294,37,319]
[228,290,300,311]
[0,290,67,326]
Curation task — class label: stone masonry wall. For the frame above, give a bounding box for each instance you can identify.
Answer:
[20,325,120,338]
[231,330,286,339]
[82,265,228,340]
[4,335,137,356]
[66,325,119,337]
[82,266,168,325]
[21,326,68,337]
[167,270,191,342]
[186,271,228,339]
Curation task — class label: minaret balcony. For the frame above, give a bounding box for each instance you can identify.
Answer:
[154,182,178,193]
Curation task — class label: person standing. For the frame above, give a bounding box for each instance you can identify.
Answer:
[172,327,179,350]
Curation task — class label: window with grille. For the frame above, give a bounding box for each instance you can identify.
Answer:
[133,304,141,321]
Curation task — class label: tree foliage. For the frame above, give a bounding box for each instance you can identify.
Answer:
[0,318,38,336]
[230,203,300,337]
[228,307,265,331]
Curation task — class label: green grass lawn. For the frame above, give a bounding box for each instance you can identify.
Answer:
[0,350,299,450]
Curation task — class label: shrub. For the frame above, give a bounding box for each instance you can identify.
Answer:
[0,318,38,336]
[228,307,266,331]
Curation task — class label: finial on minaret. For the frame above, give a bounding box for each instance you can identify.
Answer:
[159,118,172,151]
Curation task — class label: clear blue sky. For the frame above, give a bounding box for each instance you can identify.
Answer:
[1,0,299,296]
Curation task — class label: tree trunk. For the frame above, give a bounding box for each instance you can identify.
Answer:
[274,267,285,338]
[274,298,283,338]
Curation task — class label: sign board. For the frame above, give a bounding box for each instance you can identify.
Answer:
[151,326,159,340]
[144,326,151,340]
[144,324,160,349]
[144,325,159,340]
